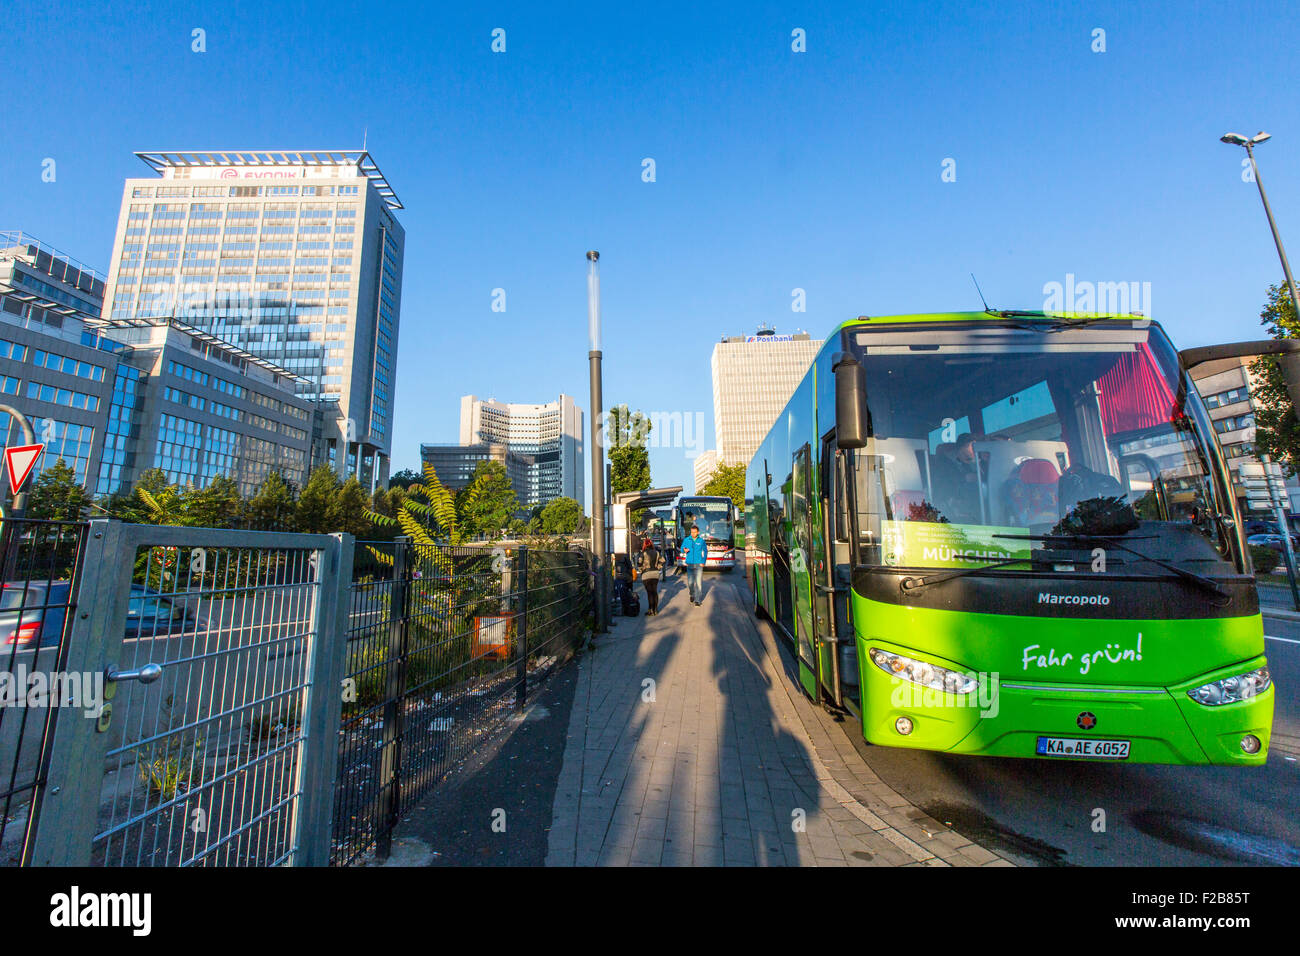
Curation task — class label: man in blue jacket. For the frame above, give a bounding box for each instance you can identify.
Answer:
[681,523,708,606]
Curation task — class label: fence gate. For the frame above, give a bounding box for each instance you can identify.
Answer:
[24,521,351,866]
[0,519,90,866]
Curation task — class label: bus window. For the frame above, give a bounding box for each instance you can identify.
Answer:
[847,326,1239,574]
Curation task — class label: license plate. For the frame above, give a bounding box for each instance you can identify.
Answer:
[1036,736,1130,760]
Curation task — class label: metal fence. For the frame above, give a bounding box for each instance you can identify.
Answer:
[21,522,350,867]
[0,519,90,865]
[332,538,593,865]
[6,522,592,867]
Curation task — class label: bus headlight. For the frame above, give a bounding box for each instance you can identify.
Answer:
[869,648,977,695]
[1187,667,1271,706]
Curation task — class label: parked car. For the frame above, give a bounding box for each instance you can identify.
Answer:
[1246,533,1299,554]
[0,581,71,648]
[1,582,196,648]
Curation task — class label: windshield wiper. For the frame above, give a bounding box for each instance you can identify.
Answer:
[993,532,1230,601]
[989,312,1131,333]
[897,557,1038,593]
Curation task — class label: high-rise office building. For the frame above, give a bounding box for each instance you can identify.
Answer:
[419,442,535,498]
[98,319,313,497]
[0,232,116,487]
[693,449,718,494]
[710,327,822,467]
[1,231,314,497]
[459,394,583,508]
[102,149,405,489]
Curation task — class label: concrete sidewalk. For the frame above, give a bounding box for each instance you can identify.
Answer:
[544,570,1012,867]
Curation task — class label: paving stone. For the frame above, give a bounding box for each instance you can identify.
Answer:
[545,573,1011,869]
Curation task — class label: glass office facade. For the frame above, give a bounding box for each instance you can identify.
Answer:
[106,152,405,487]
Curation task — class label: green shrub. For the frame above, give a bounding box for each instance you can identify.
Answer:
[1250,545,1281,575]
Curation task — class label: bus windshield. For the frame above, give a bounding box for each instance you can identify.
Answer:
[848,322,1240,578]
[679,499,734,542]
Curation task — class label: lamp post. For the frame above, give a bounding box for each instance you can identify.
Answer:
[1223,132,1300,590]
[1222,131,1300,413]
[587,251,608,631]
[1221,132,1300,320]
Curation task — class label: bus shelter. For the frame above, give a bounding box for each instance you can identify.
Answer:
[610,486,682,562]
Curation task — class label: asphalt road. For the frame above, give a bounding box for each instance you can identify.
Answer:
[734,568,1300,867]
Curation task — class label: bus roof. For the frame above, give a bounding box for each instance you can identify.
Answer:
[828,310,1149,336]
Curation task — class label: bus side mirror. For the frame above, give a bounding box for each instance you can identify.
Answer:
[833,353,869,449]
[1181,339,1300,423]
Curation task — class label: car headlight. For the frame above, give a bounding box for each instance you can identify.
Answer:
[869,648,977,695]
[1187,667,1271,706]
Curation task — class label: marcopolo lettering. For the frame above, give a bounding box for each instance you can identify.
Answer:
[1038,592,1110,606]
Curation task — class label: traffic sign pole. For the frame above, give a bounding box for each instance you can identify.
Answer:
[0,403,35,517]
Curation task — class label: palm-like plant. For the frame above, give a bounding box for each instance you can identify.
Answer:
[135,485,187,526]
[366,462,460,570]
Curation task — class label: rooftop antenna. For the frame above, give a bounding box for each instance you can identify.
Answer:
[362,127,368,151]
[970,273,991,312]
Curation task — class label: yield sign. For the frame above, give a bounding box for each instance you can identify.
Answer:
[5,444,44,494]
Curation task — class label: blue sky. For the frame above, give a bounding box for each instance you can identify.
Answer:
[5,0,1298,506]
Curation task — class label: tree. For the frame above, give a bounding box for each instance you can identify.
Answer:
[297,465,340,533]
[701,461,746,510]
[366,461,464,546]
[132,477,187,526]
[457,460,519,541]
[328,477,372,538]
[540,495,582,534]
[389,468,421,490]
[247,472,296,531]
[606,404,651,450]
[182,476,242,529]
[105,468,171,524]
[610,444,651,495]
[27,459,91,520]
[1249,282,1300,473]
[607,405,652,503]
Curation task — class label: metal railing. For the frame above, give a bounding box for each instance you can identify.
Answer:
[331,539,593,865]
[22,522,349,867]
[0,519,90,866]
[7,523,592,866]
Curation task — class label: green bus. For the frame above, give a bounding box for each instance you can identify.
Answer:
[746,311,1273,765]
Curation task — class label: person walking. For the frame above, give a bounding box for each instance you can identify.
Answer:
[681,523,708,606]
[639,538,661,615]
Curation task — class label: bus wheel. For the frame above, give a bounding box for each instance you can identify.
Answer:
[752,575,768,619]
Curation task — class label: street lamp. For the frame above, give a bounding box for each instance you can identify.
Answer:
[587,251,608,632]
[1220,131,1300,327]
[1223,131,1300,604]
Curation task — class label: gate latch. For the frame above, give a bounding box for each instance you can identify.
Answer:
[105,663,164,684]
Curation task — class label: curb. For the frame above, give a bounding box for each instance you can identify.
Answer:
[736,584,1015,867]
[1261,605,1300,621]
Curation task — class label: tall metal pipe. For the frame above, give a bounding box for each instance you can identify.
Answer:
[587,251,608,631]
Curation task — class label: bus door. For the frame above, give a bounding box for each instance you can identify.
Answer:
[769,465,795,636]
[790,444,822,701]
[819,433,855,709]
